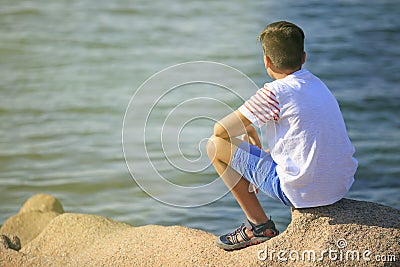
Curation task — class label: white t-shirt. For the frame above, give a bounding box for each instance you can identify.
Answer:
[238,68,358,208]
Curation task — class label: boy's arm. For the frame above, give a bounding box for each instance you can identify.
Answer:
[213,110,253,139]
[242,124,262,149]
[214,110,262,195]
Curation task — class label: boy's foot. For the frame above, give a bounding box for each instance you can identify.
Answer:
[216,218,279,251]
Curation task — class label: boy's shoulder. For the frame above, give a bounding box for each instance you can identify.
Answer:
[265,68,327,101]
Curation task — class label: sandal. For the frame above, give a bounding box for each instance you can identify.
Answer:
[216,218,279,251]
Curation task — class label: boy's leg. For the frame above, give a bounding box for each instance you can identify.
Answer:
[206,135,269,225]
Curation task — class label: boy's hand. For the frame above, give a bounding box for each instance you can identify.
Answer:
[242,125,262,149]
[248,183,259,194]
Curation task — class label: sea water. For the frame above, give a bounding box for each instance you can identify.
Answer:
[1,0,399,234]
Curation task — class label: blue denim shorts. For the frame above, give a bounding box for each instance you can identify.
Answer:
[230,142,292,207]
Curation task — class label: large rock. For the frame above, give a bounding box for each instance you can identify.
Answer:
[19,194,64,214]
[0,194,64,247]
[0,196,399,266]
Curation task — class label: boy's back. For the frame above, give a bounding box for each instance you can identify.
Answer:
[239,68,358,208]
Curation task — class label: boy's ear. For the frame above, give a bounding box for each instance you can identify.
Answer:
[264,55,272,69]
[302,52,306,64]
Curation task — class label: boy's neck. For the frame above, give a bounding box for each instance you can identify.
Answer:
[268,65,301,80]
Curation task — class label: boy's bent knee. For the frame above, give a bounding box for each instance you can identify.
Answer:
[206,135,219,161]
[206,135,234,164]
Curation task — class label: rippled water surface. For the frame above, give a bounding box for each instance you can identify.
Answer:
[1,0,399,234]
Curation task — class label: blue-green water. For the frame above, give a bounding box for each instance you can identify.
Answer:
[1,0,399,234]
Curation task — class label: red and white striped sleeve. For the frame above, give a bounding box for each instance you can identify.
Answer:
[237,85,280,127]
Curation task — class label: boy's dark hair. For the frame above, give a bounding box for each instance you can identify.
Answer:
[259,21,305,71]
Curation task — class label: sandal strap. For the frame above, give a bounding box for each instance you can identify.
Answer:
[230,232,238,244]
[244,218,278,237]
[237,224,251,242]
[223,224,251,245]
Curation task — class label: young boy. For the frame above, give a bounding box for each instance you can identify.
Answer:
[206,21,358,250]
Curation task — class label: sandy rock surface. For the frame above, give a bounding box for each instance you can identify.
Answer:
[0,194,63,247]
[0,195,399,266]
